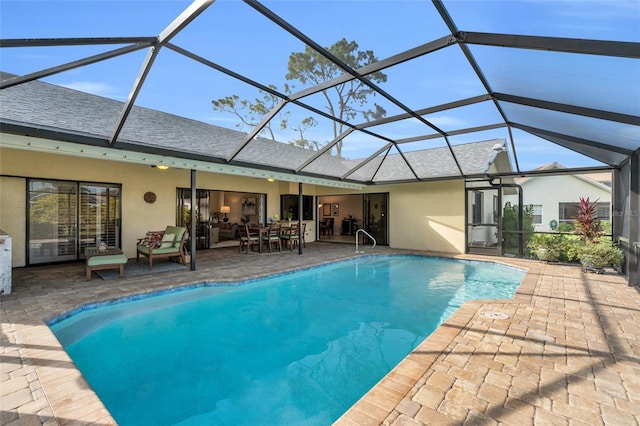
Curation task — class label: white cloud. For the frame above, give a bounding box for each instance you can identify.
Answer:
[427,115,467,128]
[59,81,122,99]
[201,115,242,126]
[548,0,638,20]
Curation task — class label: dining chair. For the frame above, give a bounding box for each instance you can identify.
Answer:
[319,217,334,235]
[238,224,260,254]
[263,224,282,253]
[281,223,305,251]
[279,223,295,250]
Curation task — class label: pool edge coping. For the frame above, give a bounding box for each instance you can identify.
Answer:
[333,258,541,425]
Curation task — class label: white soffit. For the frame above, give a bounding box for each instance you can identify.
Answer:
[0,133,365,190]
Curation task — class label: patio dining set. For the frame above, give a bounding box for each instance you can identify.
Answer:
[239,222,306,254]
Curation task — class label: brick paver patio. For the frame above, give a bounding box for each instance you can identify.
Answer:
[2,243,639,425]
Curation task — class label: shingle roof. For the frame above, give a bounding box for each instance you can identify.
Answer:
[0,72,510,183]
[1,0,637,187]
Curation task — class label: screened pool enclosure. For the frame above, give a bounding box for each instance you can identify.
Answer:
[1,0,638,285]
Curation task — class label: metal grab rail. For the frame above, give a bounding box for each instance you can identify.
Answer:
[355,228,377,253]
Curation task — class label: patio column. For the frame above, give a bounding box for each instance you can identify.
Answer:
[629,151,638,287]
[190,169,196,271]
[298,182,303,254]
[614,153,639,288]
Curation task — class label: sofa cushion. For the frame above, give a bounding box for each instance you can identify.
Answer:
[164,226,186,247]
[137,244,180,255]
[86,254,128,266]
[160,233,175,248]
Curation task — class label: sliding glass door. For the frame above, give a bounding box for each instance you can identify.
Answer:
[465,184,502,256]
[29,180,78,263]
[176,188,210,250]
[79,184,121,257]
[28,179,121,265]
[364,193,388,245]
[317,193,388,245]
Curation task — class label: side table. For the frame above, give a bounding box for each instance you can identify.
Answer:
[84,247,128,281]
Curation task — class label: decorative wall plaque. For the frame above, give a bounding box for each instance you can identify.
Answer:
[144,191,157,204]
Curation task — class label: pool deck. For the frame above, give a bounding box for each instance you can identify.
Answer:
[2,243,639,425]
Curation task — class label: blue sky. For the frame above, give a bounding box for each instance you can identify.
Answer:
[1,0,638,171]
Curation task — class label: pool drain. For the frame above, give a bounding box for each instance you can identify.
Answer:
[483,311,510,320]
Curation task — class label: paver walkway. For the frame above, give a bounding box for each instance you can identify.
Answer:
[2,243,639,425]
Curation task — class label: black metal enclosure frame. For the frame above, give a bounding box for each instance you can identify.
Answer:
[1,0,638,286]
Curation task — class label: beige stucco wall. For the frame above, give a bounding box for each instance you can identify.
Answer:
[0,147,312,266]
[0,176,27,266]
[375,180,465,253]
[1,147,467,267]
[316,181,466,253]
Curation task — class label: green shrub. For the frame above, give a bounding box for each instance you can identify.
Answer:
[561,238,582,262]
[528,233,564,260]
[502,202,534,254]
[556,222,574,233]
[580,242,624,269]
[527,233,582,262]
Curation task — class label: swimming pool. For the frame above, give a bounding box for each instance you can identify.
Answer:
[50,255,525,425]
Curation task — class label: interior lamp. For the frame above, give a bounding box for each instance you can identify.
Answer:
[220,205,230,222]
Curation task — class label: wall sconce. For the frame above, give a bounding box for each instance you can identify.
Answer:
[220,205,230,222]
[151,165,169,170]
[267,178,275,182]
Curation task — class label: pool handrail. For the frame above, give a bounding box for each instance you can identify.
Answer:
[355,228,377,253]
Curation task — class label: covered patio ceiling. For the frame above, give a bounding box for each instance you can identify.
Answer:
[1,0,638,185]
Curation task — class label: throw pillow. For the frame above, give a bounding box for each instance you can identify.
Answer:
[160,233,175,248]
[145,231,164,248]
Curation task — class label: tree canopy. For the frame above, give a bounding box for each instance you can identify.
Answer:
[212,38,387,157]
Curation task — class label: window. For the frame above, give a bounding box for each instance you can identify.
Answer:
[472,191,483,224]
[558,202,578,224]
[559,202,611,223]
[532,205,543,225]
[597,203,611,220]
[281,195,313,220]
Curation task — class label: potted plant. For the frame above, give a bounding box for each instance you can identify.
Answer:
[574,197,602,243]
[528,233,563,262]
[571,196,624,273]
[579,242,624,273]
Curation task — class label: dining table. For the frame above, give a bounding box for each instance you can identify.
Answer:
[250,224,293,253]
[249,226,270,254]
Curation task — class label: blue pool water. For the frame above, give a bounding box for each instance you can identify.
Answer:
[50,255,525,426]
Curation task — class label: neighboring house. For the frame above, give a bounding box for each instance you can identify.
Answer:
[504,162,612,232]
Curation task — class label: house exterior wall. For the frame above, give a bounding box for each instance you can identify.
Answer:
[1,147,467,268]
[0,148,292,267]
[373,180,465,253]
[504,174,611,232]
[0,176,26,267]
